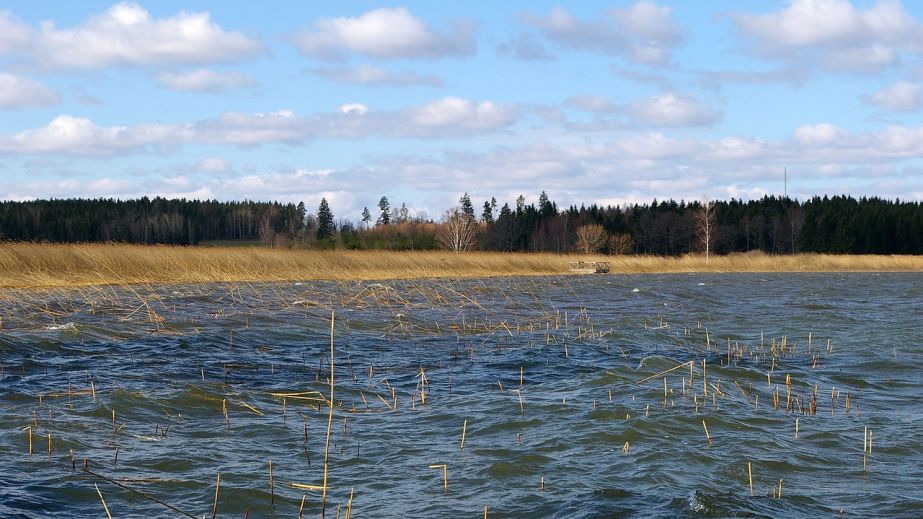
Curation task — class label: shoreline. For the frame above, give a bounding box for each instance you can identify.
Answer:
[1,242,922,289]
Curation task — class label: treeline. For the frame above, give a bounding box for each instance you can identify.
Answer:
[0,197,306,246]
[1,194,921,254]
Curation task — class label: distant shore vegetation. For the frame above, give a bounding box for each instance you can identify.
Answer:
[1,193,921,256]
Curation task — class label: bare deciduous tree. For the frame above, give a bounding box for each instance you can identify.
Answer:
[575,224,608,254]
[695,196,716,261]
[438,207,478,253]
[609,233,634,255]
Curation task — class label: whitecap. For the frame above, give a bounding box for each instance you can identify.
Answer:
[47,323,77,331]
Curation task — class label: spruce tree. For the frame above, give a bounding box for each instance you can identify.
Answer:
[317,198,334,240]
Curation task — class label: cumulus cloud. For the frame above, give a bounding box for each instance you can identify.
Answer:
[625,93,721,127]
[731,0,923,72]
[0,97,520,156]
[563,95,617,113]
[197,157,232,173]
[6,121,923,206]
[293,7,475,60]
[156,69,255,93]
[407,97,515,131]
[28,2,260,69]
[0,10,30,54]
[0,115,188,155]
[525,1,684,65]
[496,33,553,61]
[313,64,443,87]
[0,73,59,108]
[864,80,922,112]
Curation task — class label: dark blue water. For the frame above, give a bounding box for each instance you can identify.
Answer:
[1,273,922,518]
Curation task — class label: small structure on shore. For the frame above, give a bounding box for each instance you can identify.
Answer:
[569,261,610,274]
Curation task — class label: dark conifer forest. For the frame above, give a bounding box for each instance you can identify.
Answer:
[1,194,921,255]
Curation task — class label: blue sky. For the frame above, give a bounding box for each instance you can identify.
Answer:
[1,1,923,221]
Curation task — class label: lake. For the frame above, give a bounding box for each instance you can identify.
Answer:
[1,273,922,518]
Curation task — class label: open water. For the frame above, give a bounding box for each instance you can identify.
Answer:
[1,273,922,518]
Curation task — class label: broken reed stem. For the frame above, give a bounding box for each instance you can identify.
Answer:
[298,495,306,518]
[635,360,692,385]
[27,425,32,455]
[82,467,197,518]
[345,487,354,519]
[702,420,712,445]
[212,472,220,519]
[95,483,113,519]
[460,419,467,451]
[321,311,335,518]
[429,464,448,492]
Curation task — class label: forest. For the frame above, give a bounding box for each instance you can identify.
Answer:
[0,193,921,255]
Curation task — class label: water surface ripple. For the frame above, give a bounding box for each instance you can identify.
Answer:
[1,273,921,518]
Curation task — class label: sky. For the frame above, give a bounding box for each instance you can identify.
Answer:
[1,0,923,221]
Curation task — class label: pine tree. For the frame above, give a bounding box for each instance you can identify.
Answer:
[377,196,391,225]
[399,203,410,223]
[361,207,372,229]
[317,198,334,240]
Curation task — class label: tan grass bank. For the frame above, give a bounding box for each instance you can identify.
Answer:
[0,243,921,288]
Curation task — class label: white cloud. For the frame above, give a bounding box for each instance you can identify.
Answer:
[563,95,617,113]
[31,2,260,69]
[526,1,684,65]
[0,97,520,156]
[313,64,443,87]
[293,7,475,60]
[338,103,368,115]
[0,10,30,54]
[496,33,553,61]
[793,123,849,146]
[408,97,516,130]
[865,80,922,112]
[197,157,231,173]
[732,0,923,72]
[156,69,255,93]
[625,93,721,127]
[0,73,58,108]
[0,115,187,155]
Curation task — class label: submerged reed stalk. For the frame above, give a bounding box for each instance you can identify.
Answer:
[212,472,220,519]
[702,420,712,445]
[268,460,274,507]
[460,419,467,451]
[95,483,113,519]
[321,311,335,518]
[748,462,753,496]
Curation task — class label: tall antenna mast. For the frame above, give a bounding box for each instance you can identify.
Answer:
[784,166,787,198]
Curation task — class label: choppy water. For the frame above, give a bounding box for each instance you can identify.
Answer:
[1,273,922,518]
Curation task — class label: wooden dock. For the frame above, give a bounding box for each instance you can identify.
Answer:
[569,261,610,274]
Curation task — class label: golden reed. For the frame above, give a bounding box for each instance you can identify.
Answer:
[1,242,921,288]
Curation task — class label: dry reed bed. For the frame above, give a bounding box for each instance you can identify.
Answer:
[1,242,921,289]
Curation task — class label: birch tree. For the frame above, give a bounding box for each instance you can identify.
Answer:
[695,196,716,261]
